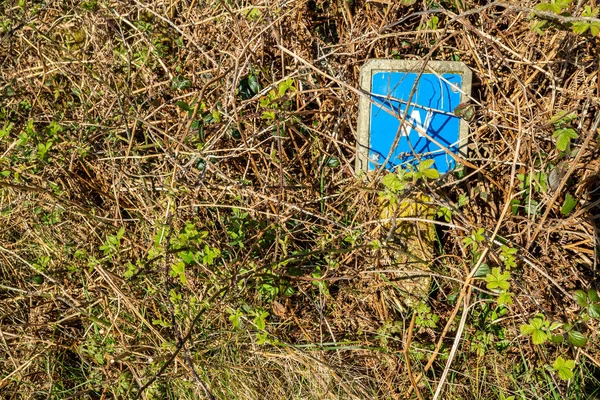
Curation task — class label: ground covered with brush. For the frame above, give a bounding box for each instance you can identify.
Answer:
[1,0,600,399]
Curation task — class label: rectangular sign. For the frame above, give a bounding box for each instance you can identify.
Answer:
[356,60,472,174]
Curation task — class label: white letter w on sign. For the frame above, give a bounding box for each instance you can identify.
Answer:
[400,109,432,138]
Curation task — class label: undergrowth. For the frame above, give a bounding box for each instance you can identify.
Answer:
[1,0,600,399]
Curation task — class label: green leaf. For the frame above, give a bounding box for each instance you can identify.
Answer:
[246,7,261,21]
[253,310,269,330]
[520,324,535,335]
[497,291,513,305]
[437,206,452,223]
[261,111,276,120]
[326,157,340,168]
[532,329,548,345]
[525,198,540,216]
[555,0,572,9]
[277,77,294,97]
[422,168,440,180]
[453,102,475,121]
[419,159,435,170]
[429,15,439,29]
[588,303,600,319]
[531,19,548,34]
[382,173,403,192]
[474,263,490,278]
[549,334,564,344]
[521,315,551,345]
[588,289,600,302]
[582,5,599,17]
[170,261,187,285]
[485,268,511,291]
[171,76,191,90]
[553,356,575,381]
[152,318,171,327]
[534,2,553,12]
[574,290,588,307]
[248,74,260,94]
[510,198,520,215]
[180,250,196,265]
[553,128,579,151]
[572,22,590,35]
[561,193,577,215]
[259,96,270,107]
[176,101,191,111]
[568,330,587,347]
[549,321,563,331]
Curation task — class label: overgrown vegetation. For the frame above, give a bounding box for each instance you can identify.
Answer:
[1,0,599,398]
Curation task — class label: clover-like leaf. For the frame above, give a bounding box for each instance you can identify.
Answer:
[532,329,548,345]
[520,315,549,345]
[553,356,575,381]
[382,173,403,192]
[485,268,511,291]
[497,291,513,305]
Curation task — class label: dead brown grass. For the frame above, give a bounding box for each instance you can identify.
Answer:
[0,0,599,398]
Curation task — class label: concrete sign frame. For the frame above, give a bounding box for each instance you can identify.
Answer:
[356,59,472,174]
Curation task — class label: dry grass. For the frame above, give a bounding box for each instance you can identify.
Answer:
[1,0,599,398]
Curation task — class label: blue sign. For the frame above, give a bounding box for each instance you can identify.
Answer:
[367,71,464,173]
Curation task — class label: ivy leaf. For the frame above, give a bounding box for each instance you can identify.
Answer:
[561,193,577,215]
[553,356,576,381]
[568,330,587,347]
